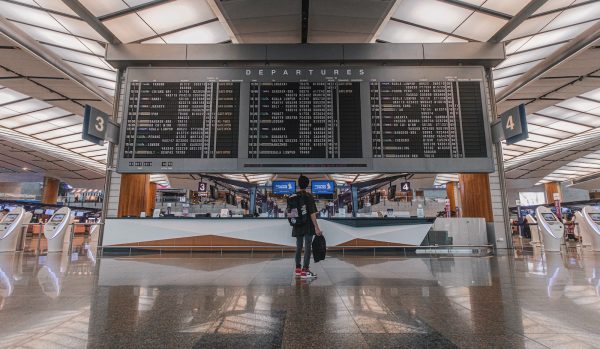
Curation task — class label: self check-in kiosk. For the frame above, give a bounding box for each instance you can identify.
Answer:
[37,250,69,299]
[0,252,23,299]
[0,207,32,252]
[525,214,541,246]
[86,224,100,263]
[535,206,564,252]
[44,207,73,252]
[579,206,600,251]
[574,211,593,248]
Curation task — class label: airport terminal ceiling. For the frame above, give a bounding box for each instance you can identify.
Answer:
[0,0,598,189]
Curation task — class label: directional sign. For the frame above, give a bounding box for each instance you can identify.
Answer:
[499,104,528,145]
[400,182,411,193]
[198,182,207,192]
[82,105,106,145]
[82,105,120,145]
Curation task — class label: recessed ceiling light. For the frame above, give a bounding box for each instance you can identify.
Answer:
[22,167,28,171]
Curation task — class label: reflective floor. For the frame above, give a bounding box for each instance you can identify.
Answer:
[1,247,600,348]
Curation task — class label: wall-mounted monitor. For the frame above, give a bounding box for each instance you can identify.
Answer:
[272,181,296,195]
[311,180,335,195]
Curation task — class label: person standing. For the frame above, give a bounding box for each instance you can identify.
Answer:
[292,175,322,278]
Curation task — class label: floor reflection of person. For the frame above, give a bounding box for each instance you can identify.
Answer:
[523,216,532,239]
[564,214,577,241]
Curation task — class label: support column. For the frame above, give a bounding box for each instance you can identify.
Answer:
[446,181,458,215]
[41,176,60,205]
[459,173,493,222]
[145,182,157,216]
[544,182,561,204]
[117,174,153,217]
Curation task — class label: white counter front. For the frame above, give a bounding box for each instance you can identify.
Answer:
[103,217,435,249]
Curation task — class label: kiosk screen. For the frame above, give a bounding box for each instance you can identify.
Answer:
[3,214,18,223]
[51,214,65,222]
[590,213,600,221]
[543,213,556,222]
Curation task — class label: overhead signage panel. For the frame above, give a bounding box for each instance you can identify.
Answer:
[117,67,493,173]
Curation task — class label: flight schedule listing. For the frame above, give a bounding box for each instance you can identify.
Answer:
[248,81,362,159]
[123,81,240,159]
[371,81,487,159]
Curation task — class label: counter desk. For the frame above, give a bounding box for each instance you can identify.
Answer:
[103,216,435,251]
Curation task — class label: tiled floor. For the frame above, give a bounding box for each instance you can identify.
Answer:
[1,246,600,348]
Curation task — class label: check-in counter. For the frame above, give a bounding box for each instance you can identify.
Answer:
[103,216,435,251]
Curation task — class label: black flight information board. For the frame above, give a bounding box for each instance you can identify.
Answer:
[123,81,239,159]
[370,81,486,159]
[248,82,362,159]
[118,67,493,173]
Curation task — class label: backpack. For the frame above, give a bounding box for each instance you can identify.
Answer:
[287,193,309,227]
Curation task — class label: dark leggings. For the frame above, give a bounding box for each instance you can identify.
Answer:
[295,234,313,269]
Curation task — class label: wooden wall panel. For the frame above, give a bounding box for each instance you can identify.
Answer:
[145,182,157,216]
[544,182,561,204]
[446,181,457,214]
[459,173,493,222]
[41,177,59,205]
[118,174,150,217]
[111,235,284,248]
[336,238,411,247]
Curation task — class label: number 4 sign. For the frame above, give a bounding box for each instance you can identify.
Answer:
[400,182,411,192]
[497,104,528,145]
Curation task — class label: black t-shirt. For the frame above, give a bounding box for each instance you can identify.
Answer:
[292,190,317,237]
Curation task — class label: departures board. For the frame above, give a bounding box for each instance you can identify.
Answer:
[118,67,493,173]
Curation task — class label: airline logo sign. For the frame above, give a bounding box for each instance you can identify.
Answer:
[314,182,332,191]
[273,181,296,195]
[312,180,335,194]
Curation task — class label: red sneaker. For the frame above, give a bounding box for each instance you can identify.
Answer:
[301,268,317,278]
[295,267,302,276]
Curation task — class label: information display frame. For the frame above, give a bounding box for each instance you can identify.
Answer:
[117,66,493,173]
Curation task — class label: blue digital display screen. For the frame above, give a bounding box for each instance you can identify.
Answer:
[272,181,296,195]
[311,180,335,194]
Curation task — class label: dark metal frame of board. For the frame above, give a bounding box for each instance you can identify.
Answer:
[117,66,494,174]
